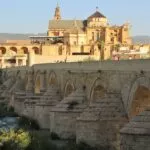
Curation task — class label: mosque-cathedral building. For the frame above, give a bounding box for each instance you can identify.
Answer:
[0,5,149,68]
[48,5,131,46]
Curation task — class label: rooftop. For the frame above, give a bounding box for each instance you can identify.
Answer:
[88,11,106,19]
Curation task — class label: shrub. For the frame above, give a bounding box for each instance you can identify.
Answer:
[18,116,40,130]
[0,129,31,150]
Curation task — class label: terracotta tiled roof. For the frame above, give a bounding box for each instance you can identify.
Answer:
[66,20,85,34]
[88,11,106,19]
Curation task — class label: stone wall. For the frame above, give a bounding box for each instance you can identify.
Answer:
[121,134,150,150]
[2,60,150,149]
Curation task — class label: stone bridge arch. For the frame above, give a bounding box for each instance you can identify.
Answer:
[64,80,75,97]
[127,76,150,118]
[90,78,106,102]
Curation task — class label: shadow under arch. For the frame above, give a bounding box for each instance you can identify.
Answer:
[64,80,75,97]
[127,76,150,119]
[48,71,58,86]
[90,78,106,102]
[32,47,40,55]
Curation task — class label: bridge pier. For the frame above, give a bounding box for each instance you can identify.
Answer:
[23,94,42,119]
[34,85,61,129]
[50,87,87,139]
[120,108,150,150]
[76,93,128,150]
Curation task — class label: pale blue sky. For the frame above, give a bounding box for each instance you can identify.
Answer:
[0,0,149,36]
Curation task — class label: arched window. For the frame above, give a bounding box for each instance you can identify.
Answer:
[10,47,17,53]
[21,47,28,54]
[32,47,40,55]
[0,47,6,54]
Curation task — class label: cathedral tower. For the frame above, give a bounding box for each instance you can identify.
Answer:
[54,3,61,20]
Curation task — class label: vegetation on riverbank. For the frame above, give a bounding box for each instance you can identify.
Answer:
[0,129,110,150]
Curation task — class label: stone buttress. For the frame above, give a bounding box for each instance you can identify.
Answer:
[34,85,61,129]
[76,93,128,150]
[50,87,87,139]
[120,108,150,150]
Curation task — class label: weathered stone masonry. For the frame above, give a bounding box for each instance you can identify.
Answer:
[1,60,150,150]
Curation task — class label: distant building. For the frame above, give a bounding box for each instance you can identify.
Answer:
[48,5,132,46]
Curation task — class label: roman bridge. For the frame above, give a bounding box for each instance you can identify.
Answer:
[1,60,150,150]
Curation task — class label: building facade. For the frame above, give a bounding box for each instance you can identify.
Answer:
[48,5,132,46]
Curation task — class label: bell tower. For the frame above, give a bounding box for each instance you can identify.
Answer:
[54,3,61,20]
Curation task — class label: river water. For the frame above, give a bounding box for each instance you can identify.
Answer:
[0,117,18,130]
